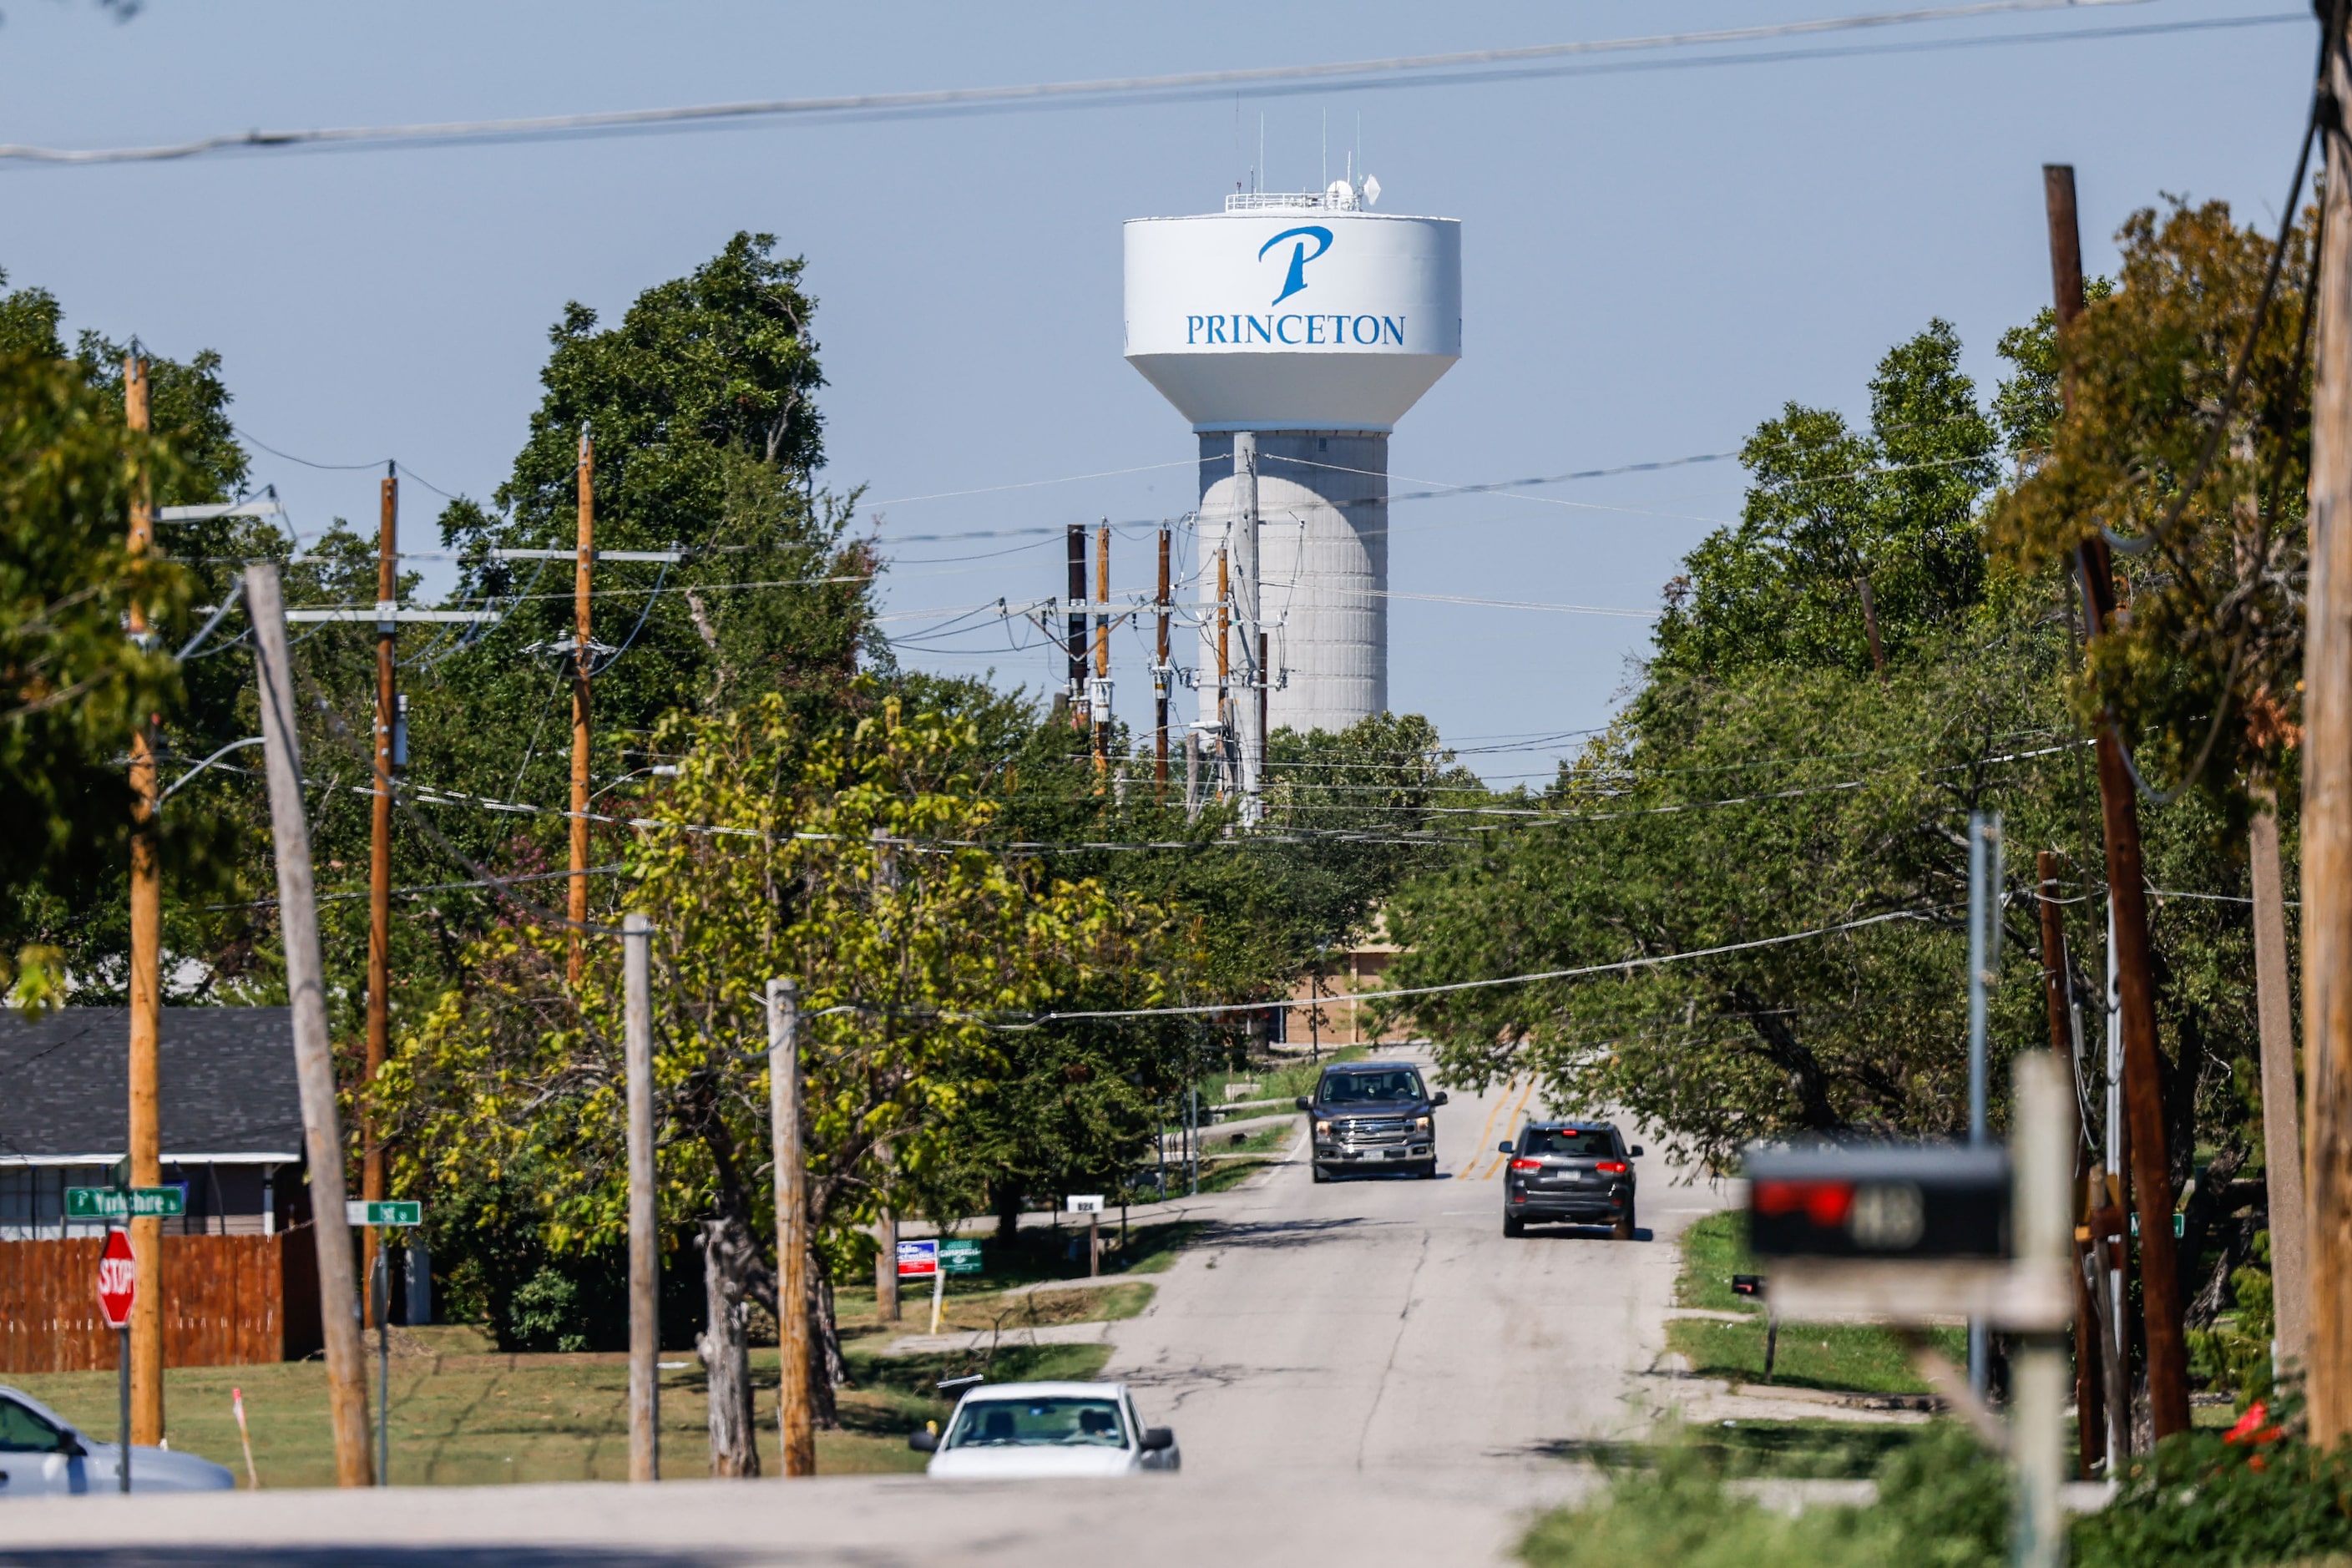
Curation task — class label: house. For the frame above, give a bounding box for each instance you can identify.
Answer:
[0,1006,307,1239]
[0,1008,323,1371]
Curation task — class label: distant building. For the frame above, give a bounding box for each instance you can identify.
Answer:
[0,1007,307,1241]
[1286,919,1413,1050]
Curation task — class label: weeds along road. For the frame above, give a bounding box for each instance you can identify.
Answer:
[0,1057,1731,1568]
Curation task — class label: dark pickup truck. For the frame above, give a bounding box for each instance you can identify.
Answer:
[1297,1061,1449,1181]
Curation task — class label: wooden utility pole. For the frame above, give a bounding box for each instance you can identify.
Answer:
[1156,529,1171,794]
[2036,851,2104,1474]
[1065,525,1088,731]
[1094,524,1111,778]
[567,432,594,986]
[1216,547,1230,799]
[362,465,397,1329]
[2305,6,2352,1445]
[767,978,815,1476]
[245,562,373,1487]
[2251,799,2310,1371]
[624,913,657,1481]
[123,354,165,1449]
[2046,161,2191,1439]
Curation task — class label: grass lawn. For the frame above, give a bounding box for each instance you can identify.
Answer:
[8,1323,1120,1490]
[1668,1211,1961,1397]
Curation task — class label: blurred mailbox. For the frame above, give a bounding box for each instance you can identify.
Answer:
[1746,1145,2008,1261]
[1742,1142,2063,1331]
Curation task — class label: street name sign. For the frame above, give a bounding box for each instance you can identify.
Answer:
[67,1186,185,1220]
[346,1200,422,1227]
[96,1229,136,1329]
[940,1238,984,1276]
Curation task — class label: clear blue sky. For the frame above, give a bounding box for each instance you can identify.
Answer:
[0,1,2313,785]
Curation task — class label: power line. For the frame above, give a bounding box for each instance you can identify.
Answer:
[0,3,2183,167]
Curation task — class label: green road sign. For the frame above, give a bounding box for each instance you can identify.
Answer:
[66,1186,185,1220]
[939,1238,984,1276]
[346,1200,422,1227]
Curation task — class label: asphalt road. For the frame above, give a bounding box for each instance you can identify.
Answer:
[0,1056,1730,1568]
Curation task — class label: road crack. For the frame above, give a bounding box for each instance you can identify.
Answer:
[1353,1227,1433,1469]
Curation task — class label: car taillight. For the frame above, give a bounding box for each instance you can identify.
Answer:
[1510,1157,1542,1171]
[1596,1160,1628,1175]
[1753,1177,1856,1228]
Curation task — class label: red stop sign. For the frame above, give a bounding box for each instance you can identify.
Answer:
[96,1227,135,1329]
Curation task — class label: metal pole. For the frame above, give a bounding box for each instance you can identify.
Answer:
[624,913,658,1482]
[2011,1053,2073,1568]
[118,1324,130,1493]
[1968,811,1991,1398]
[767,978,814,1477]
[123,353,164,1450]
[1066,525,1089,729]
[1232,432,1262,827]
[364,464,397,1332]
[245,562,372,1487]
[374,1245,389,1487]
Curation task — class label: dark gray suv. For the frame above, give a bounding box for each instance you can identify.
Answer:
[1297,1061,1449,1181]
[1499,1120,1641,1238]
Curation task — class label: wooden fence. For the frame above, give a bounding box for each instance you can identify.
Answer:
[0,1227,321,1373]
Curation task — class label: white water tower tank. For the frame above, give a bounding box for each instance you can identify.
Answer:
[1124,185,1460,735]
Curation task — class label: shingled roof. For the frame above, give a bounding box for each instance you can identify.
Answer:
[0,1008,304,1163]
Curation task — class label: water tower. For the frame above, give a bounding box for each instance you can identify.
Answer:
[1124,176,1460,810]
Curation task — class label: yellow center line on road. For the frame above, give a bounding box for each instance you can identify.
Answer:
[1456,1075,1521,1178]
[1476,1078,1540,1181]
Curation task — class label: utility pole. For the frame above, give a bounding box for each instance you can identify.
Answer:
[1093,523,1112,779]
[2306,3,2352,1445]
[245,562,373,1487]
[624,913,657,1480]
[767,979,814,1476]
[1065,525,1088,731]
[1257,630,1270,797]
[1156,529,1171,794]
[2036,850,2105,1475]
[2046,161,2191,1439]
[1216,548,1232,801]
[1231,433,1263,827]
[363,464,397,1331]
[2251,798,2309,1373]
[122,354,165,1449]
[568,432,594,987]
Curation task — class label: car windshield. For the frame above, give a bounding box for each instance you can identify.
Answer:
[1319,1070,1424,1105]
[945,1396,1128,1449]
[0,1397,67,1453]
[1523,1128,1616,1156]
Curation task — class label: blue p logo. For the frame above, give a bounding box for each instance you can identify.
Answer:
[1259,225,1333,306]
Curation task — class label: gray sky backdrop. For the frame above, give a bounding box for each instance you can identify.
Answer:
[0,1,2314,785]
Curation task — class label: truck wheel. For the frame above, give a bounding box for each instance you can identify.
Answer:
[1310,1162,1328,1185]
[1503,1213,1525,1238]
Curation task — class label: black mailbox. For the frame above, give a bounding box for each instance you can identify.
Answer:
[1744,1144,2009,1260]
